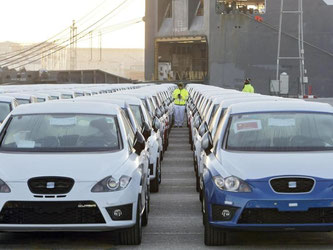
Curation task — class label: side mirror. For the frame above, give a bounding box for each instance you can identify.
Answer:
[142,122,152,141]
[153,117,161,132]
[160,106,166,114]
[194,115,202,129]
[201,131,213,155]
[198,122,208,137]
[134,131,146,155]
[155,108,163,118]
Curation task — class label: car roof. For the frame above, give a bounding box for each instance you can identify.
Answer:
[229,101,333,114]
[0,95,16,102]
[74,97,131,108]
[11,102,120,116]
[5,93,35,99]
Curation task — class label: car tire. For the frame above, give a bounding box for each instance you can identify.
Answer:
[150,160,159,193]
[196,174,200,193]
[142,195,149,227]
[160,150,164,162]
[158,157,162,184]
[119,199,142,245]
[203,195,226,246]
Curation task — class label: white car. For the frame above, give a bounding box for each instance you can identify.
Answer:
[4,93,38,105]
[110,94,163,192]
[0,102,149,245]
[74,95,163,192]
[0,96,19,124]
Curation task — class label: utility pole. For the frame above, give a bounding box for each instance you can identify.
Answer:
[276,0,306,97]
[90,31,93,61]
[99,31,102,62]
[70,20,77,70]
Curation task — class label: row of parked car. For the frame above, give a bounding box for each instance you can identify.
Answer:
[186,84,333,246]
[0,83,176,245]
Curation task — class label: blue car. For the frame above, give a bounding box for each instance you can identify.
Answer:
[201,101,333,245]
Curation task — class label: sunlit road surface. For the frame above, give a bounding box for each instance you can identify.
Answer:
[2,104,333,249]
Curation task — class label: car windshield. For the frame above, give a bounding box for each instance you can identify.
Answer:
[50,96,59,100]
[16,99,30,105]
[0,102,11,123]
[37,98,46,103]
[61,94,73,99]
[225,112,333,152]
[0,114,121,152]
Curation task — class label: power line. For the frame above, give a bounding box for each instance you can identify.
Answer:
[0,0,110,61]
[242,13,333,58]
[12,1,136,69]
[15,17,143,69]
[3,0,131,68]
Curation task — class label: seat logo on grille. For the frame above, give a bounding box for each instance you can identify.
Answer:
[288,181,297,189]
[46,182,55,189]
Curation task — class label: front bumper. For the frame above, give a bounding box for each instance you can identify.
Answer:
[0,181,140,232]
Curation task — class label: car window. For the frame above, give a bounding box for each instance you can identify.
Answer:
[16,99,30,105]
[142,104,153,126]
[130,105,145,128]
[0,102,11,123]
[37,98,46,103]
[0,114,121,152]
[121,111,135,150]
[225,112,333,152]
[61,94,73,99]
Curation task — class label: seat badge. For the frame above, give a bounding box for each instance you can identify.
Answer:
[46,182,55,189]
[288,181,297,189]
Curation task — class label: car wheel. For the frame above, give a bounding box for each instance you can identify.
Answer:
[142,195,149,227]
[119,199,142,245]
[158,157,162,184]
[196,174,200,193]
[160,150,164,162]
[203,195,226,246]
[150,161,159,193]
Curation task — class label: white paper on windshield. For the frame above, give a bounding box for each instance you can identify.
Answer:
[50,117,77,126]
[13,131,29,142]
[17,140,35,148]
[268,118,295,127]
[234,120,262,134]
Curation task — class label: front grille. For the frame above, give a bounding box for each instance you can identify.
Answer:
[28,177,74,194]
[0,201,105,224]
[238,208,333,224]
[270,177,314,193]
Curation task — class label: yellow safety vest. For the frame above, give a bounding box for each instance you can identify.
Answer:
[242,84,255,93]
[173,88,189,105]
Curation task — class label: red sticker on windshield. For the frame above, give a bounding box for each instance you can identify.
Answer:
[234,120,262,133]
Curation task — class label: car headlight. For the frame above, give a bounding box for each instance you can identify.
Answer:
[91,176,131,192]
[213,176,251,193]
[0,179,10,193]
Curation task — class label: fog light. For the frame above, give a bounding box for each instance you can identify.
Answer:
[113,209,123,217]
[212,204,239,221]
[222,209,231,219]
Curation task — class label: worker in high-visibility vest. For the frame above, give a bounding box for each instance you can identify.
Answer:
[242,78,255,93]
[173,82,189,127]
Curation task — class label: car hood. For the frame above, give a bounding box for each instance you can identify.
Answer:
[220,151,333,180]
[0,151,128,182]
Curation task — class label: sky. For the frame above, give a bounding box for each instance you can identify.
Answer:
[324,0,333,4]
[0,0,145,48]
